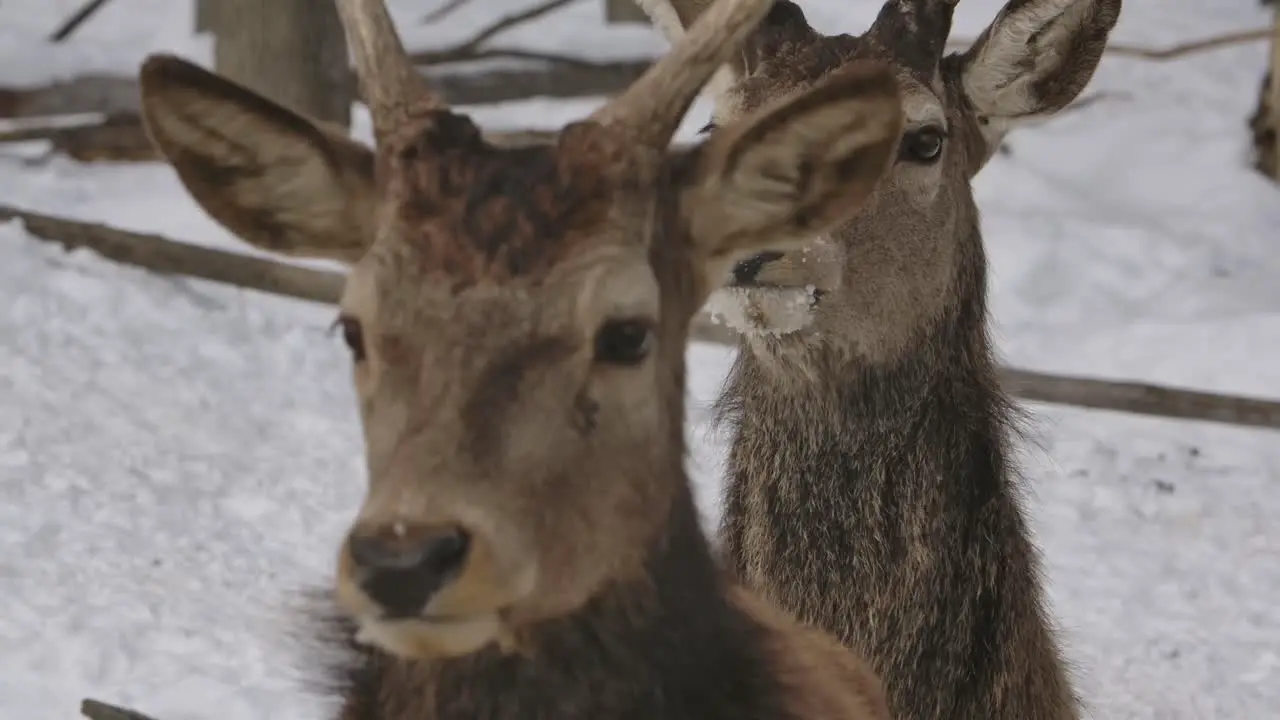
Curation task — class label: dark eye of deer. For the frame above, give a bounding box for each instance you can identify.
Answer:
[900,127,946,164]
[594,319,654,366]
[337,316,366,362]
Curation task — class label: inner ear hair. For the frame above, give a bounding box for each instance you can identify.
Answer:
[139,54,377,264]
[686,61,903,272]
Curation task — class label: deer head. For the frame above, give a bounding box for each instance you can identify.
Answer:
[138,0,903,660]
[639,0,1121,368]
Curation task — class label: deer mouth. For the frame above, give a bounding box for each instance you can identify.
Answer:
[705,284,826,336]
[352,609,509,660]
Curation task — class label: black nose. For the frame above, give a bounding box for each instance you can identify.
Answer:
[347,524,471,619]
[731,251,785,286]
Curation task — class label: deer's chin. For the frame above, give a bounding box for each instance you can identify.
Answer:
[705,285,824,337]
[352,612,509,660]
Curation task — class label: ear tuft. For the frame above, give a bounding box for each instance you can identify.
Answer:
[139,54,376,263]
[684,61,903,279]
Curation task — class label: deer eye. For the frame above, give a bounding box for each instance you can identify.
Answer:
[335,315,367,362]
[594,319,655,366]
[900,126,946,164]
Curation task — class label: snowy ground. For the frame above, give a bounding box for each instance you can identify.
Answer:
[2,0,1279,718]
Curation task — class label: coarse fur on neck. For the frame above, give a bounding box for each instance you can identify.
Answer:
[715,220,1080,720]
[307,481,809,720]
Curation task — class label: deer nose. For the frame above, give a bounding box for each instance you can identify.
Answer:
[347,523,472,619]
[731,251,785,286]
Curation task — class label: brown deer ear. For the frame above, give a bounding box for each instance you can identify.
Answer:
[139,54,377,264]
[680,61,902,287]
[954,0,1122,154]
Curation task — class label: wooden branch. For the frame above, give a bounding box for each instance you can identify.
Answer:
[4,204,1279,431]
[0,60,654,120]
[48,0,115,43]
[0,205,345,305]
[421,0,475,25]
[413,0,584,64]
[81,698,161,720]
[410,47,622,69]
[946,27,1271,61]
[0,110,555,162]
[0,112,157,163]
[1001,369,1280,429]
[1104,28,1271,60]
[7,26,1259,121]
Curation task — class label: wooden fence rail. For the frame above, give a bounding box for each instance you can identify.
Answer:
[4,204,1279,431]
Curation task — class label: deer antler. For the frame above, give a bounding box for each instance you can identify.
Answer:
[333,0,445,142]
[870,0,961,72]
[632,0,714,40]
[592,0,772,148]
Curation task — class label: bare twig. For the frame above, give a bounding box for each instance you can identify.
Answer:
[80,698,161,720]
[1104,27,1271,60]
[48,0,116,43]
[421,0,475,25]
[413,0,583,63]
[411,47,619,68]
[4,204,1279,431]
[947,27,1271,61]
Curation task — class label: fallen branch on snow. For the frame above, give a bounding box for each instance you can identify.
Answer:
[3,204,1279,431]
[0,112,157,163]
[0,204,345,305]
[0,61,652,120]
[80,698,161,720]
[0,112,556,163]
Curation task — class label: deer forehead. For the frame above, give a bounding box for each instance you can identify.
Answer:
[364,117,660,291]
[342,241,662,342]
[897,73,947,129]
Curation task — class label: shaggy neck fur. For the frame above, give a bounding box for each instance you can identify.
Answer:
[715,223,1080,720]
[314,480,796,720]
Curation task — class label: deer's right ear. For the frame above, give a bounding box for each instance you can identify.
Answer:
[679,62,902,288]
[140,54,376,264]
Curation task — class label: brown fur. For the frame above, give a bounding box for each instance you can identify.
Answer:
[636,1,1123,719]
[137,0,910,716]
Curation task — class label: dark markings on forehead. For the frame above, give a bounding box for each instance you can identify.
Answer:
[734,0,949,115]
[866,0,956,74]
[386,113,620,288]
[461,334,578,462]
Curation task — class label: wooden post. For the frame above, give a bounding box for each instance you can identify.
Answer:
[195,0,218,33]
[1251,6,1280,179]
[604,0,649,24]
[205,0,352,129]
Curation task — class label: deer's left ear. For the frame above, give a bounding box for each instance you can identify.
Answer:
[952,0,1122,151]
[679,62,902,289]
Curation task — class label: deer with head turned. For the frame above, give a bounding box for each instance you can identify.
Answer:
[137,0,909,717]
[634,0,1122,718]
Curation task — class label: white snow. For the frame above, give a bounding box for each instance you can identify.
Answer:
[703,285,820,335]
[2,0,1279,718]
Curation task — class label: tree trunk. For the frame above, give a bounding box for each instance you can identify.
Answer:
[1251,7,1280,179]
[194,0,218,33]
[207,0,352,129]
[604,0,648,24]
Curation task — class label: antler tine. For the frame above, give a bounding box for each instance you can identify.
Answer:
[591,0,773,149]
[633,0,714,39]
[333,0,444,142]
[870,0,960,72]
